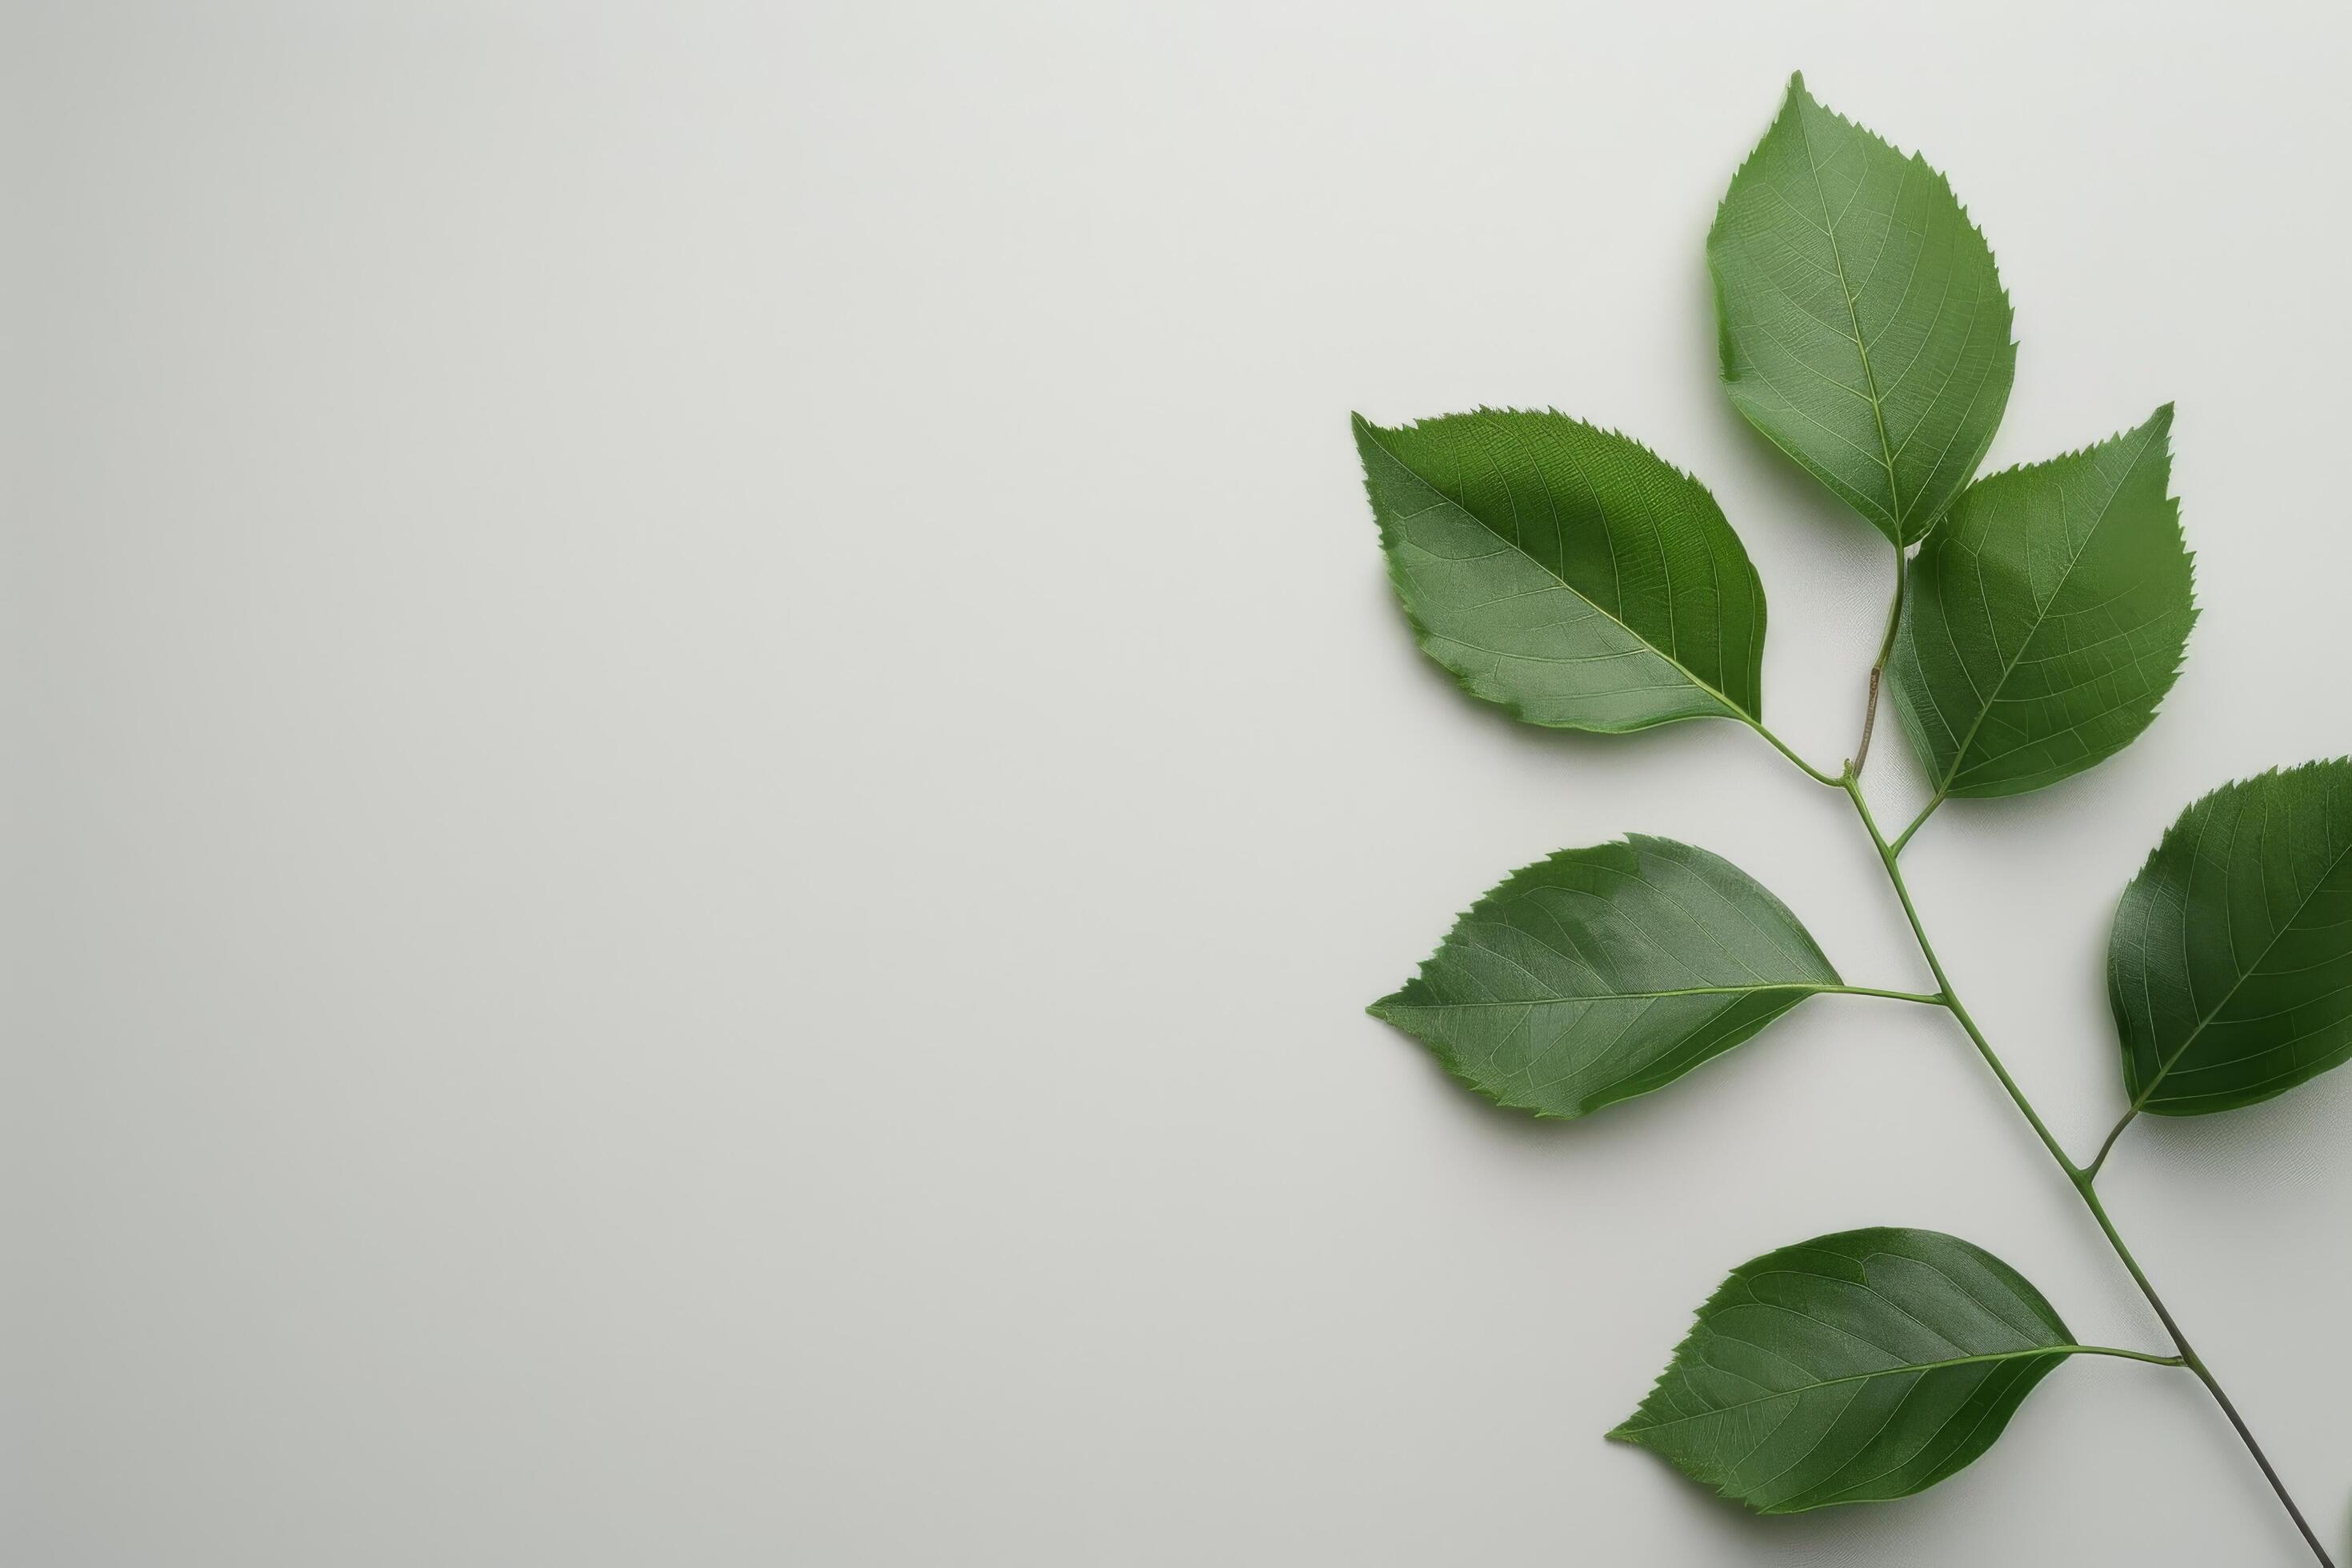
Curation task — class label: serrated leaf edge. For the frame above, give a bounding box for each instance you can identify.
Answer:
[1894,403,2199,799]
[2111,757,2352,1115]
[1707,72,2018,548]
[1366,834,1841,1121]
[1350,408,1766,730]
[1606,1226,2078,1514]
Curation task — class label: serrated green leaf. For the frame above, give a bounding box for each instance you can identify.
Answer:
[1709,74,2014,546]
[1612,1228,2075,1512]
[2110,761,2352,1116]
[1369,836,1837,1119]
[1889,406,2196,798]
[1352,409,1766,733]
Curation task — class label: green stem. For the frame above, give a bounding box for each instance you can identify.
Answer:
[1842,776,2078,1174]
[1842,771,2336,1567]
[2068,1173,2326,1562]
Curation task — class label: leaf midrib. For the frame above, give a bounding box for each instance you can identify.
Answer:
[1790,98,1906,538]
[1933,418,2165,793]
[2127,819,2352,1113]
[1360,420,1753,721]
[1613,1345,2077,1436]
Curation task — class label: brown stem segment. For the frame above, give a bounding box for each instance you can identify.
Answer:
[1850,544,1908,775]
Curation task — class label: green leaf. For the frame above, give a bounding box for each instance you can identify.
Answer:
[1352,409,1766,733]
[1369,836,1837,1119]
[2110,760,2352,1116]
[1889,406,2196,798]
[1709,74,2014,546]
[1611,1228,2076,1512]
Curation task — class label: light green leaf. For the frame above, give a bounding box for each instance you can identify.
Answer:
[1369,836,1837,1119]
[1612,1228,2078,1512]
[2110,761,2352,1116]
[1352,409,1765,733]
[1889,406,2196,798]
[1709,74,2014,546]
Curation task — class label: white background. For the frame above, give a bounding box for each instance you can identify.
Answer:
[9,2,2350,1563]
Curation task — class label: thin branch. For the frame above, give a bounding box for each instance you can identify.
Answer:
[2068,1170,2334,1565]
[1850,544,1908,775]
[1842,774,2082,1175]
[1842,774,2337,1567]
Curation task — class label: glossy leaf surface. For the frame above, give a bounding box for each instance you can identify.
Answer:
[1710,74,2013,546]
[1353,409,1765,732]
[1890,406,2195,797]
[2110,761,2352,1115]
[1369,836,1836,1119]
[1613,1228,2074,1512]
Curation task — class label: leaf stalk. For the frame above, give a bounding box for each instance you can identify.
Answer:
[2085,1107,2138,1182]
[1890,790,1946,856]
[1822,984,1945,1006]
[1746,718,1842,789]
[2074,1345,2188,1369]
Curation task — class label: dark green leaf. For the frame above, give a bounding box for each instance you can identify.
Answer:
[1709,74,2014,546]
[1352,409,1765,733]
[1890,406,2196,798]
[1369,836,1837,1119]
[2110,761,2352,1116]
[1612,1228,2074,1512]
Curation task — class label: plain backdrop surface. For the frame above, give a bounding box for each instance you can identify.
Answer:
[8,2,2352,1563]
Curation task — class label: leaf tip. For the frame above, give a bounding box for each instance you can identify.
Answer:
[1350,412,1404,484]
[1605,1394,1666,1446]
